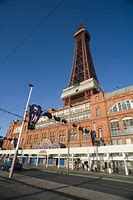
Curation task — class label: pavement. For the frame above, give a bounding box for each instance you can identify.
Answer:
[34,165,133,183]
[0,166,133,200]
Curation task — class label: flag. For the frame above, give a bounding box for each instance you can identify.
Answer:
[78,126,83,131]
[42,111,52,119]
[61,119,67,124]
[28,104,42,130]
[53,115,61,122]
[72,123,77,127]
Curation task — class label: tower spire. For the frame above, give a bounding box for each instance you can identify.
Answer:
[61,25,100,105]
[69,25,99,86]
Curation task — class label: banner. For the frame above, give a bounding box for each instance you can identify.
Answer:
[28,104,42,130]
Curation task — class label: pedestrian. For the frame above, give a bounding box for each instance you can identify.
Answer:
[82,163,84,170]
[86,163,89,171]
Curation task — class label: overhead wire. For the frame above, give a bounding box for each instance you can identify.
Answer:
[0,108,23,119]
[0,0,64,65]
[0,106,52,119]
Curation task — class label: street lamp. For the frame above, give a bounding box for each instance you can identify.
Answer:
[61,86,79,174]
[93,122,99,170]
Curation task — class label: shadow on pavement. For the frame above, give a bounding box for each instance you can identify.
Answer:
[18,168,133,200]
[0,174,89,200]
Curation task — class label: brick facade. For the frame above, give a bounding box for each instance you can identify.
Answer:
[2,87,133,150]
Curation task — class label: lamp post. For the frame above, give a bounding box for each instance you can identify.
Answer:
[93,122,99,171]
[67,96,71,174]
[9,84,33,178]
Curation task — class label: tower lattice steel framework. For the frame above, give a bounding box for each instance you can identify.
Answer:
[63,25,100,105]
[69,25,99,86]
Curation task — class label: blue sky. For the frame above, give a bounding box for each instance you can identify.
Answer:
[0,0,133,136]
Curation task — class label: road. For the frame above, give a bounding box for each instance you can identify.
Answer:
[0,167,133,200]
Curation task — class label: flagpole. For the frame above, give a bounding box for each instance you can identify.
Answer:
[9,84,33,178]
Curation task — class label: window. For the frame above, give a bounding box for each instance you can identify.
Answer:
[126,138,131,144]
[122,102,127,110]
[86,104,90,111]
[118,103,122,111]
[27,135,31,144]
[95,95,99,101]
[110,120,121,136]
[122,117,133,135]
[98,128,103,138]
[41,132,47,141]
[82,132,89,140]
[82,128,90,140]
[126,101,131,109]
[118,139,123,145]
[49,131,56,142]
[70,129,77,141]
[109,100,133,114]
[34,134,39,144]
[96,107,101,116]
[112,140,117,145]
[70,133,77,141]
[59,130,66,142]
[113,105,118,112]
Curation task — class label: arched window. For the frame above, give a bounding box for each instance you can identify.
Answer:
[109,100,133,114]
[95,95,99,101]
[41,132,47,141]
[34,134,39,144]
[122,117,133,135]
[96,107,101,116]
[110,120,120,136]
[98,128,103,138]
[59,130,66,142]
[27,135,31,144]
[50,131,56,142]
[82,132,87,140]
[70,129,77,141]
[82,127,90,140]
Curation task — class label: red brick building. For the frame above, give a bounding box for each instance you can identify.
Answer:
[2,25,133,150]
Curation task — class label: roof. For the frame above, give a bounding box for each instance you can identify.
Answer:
[105,85,133,99]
